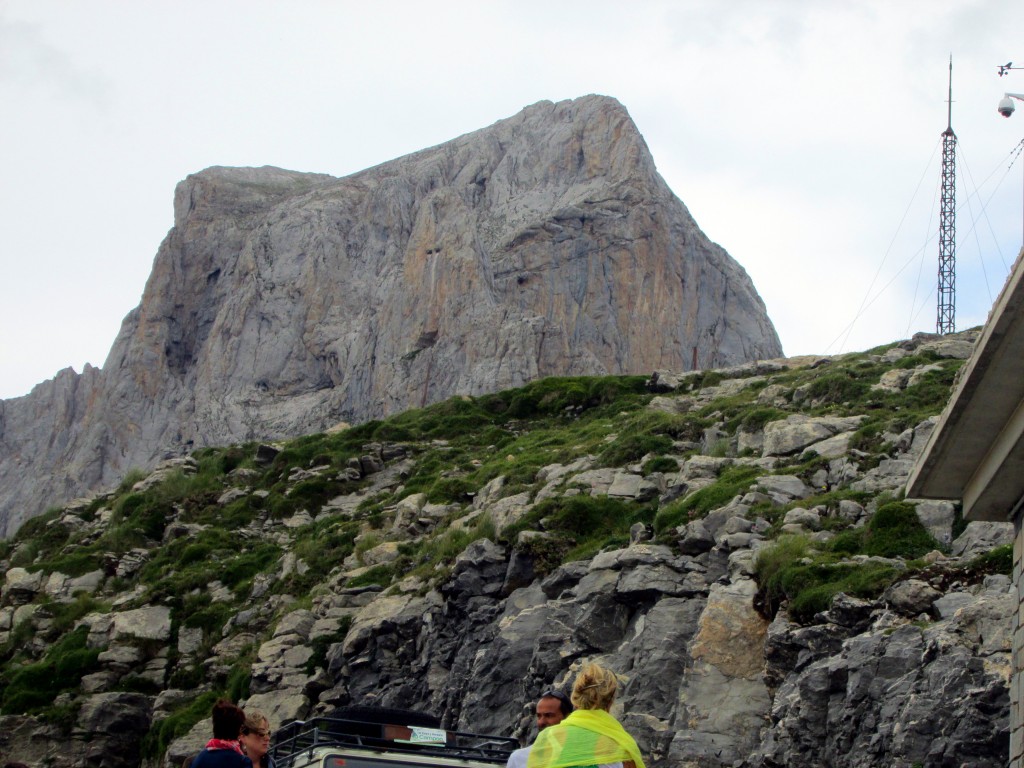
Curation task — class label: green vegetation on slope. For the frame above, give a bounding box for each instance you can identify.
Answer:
[754,500,945,622]
[0,342,982,760]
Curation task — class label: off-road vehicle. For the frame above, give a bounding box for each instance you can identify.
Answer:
[269,707,518,768]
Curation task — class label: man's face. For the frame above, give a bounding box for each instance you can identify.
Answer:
[535,696,565,731]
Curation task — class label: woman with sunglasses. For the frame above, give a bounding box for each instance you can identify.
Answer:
[240,710,275,768]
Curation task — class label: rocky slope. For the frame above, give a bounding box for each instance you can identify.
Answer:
[0,330,1011,768]
[0,94,781,538]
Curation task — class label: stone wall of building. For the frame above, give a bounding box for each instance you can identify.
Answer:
[1013,514,1023,768]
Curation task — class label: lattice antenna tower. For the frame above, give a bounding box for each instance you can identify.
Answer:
[937,56,957,334]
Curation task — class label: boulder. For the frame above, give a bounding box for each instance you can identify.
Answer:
[111,605,172,642]
[757,474,813,501]
[166,718,211,768]
[883,578,942,616]
[951,521,1013,558]
[670,579,772,766]
[1,567,44,605]
[932,591,977,619]
[607,471,659,501]
[360,541,401,566]
[913,499,957,546]
[917,337,976,359]
[850,458,917,493]
[782,507,821,530]
[762,415,865,457]
[675,520,716,557]
[484,491,534,532]
[74,692,152,768]
[872,368,913,392]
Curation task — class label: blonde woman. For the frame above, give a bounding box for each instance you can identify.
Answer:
[240,710,274,768]
[527,663,645,768]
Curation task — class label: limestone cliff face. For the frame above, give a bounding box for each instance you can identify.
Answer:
[0,95,781,537]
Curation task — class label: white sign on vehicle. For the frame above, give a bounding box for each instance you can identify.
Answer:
[396,727,448,744]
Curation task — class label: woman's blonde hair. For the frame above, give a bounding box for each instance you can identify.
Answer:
[570,662,618,711]
[242,709,270,734]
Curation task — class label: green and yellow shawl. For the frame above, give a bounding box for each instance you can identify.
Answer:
[526,710,646,768]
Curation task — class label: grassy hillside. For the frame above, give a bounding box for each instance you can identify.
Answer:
[0,333,1009,760]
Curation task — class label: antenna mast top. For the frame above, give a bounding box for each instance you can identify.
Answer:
[937,55,957,334]
[945,54,955,135]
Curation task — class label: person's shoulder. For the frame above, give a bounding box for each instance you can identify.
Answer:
[190,752,252,768]
[507,745,531,768]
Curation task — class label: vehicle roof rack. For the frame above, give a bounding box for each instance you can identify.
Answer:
[270,715,519,768]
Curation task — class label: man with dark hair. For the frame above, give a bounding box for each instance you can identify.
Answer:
[506,690,574,768]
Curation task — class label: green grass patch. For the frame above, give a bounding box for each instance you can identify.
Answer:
[654,465,763,534]
[278,475,359,517]
[500,496,653,575]
[181,598,233,635]
[479,376,650,420]
[513,534,574,576]
[0,616,36,662]
[785,560,898,622]
[426,476,476,504]
[804,372,870,406]
[346,564,396,588]
[29,545,105,577]
[140,532,281,612]
[142,691,220,761]
[597,433,674,467]
[47,594,109,634]
[754,535,901,623]
[861,502,942,558]
[396,515,499,582]
[0,626,102,714]
[305,617,352,674]
[11,507,69,563]
[966,543,1012,576]
[754,500,939,624]
[289,518,360,585]
[642,456,679,476]
[738,407,788,433]
[116,468,148,493]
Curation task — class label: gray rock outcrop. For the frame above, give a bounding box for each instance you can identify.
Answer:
[751,587,1011,767]
[0,330,1007,768]
[0,94,782,538]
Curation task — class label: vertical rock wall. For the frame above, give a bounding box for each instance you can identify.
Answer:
[0,95,782,537]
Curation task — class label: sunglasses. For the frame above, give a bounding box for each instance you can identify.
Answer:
[540,689,573,712]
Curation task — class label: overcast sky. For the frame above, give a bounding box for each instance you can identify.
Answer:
[2,1,1024,400]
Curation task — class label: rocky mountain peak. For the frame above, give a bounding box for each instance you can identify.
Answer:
[171,165,336,225]
[0,95,781,538]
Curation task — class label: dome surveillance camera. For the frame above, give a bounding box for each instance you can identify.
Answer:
[998,96,1016,117]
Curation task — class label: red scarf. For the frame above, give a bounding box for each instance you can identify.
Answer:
[205,738,245,755]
